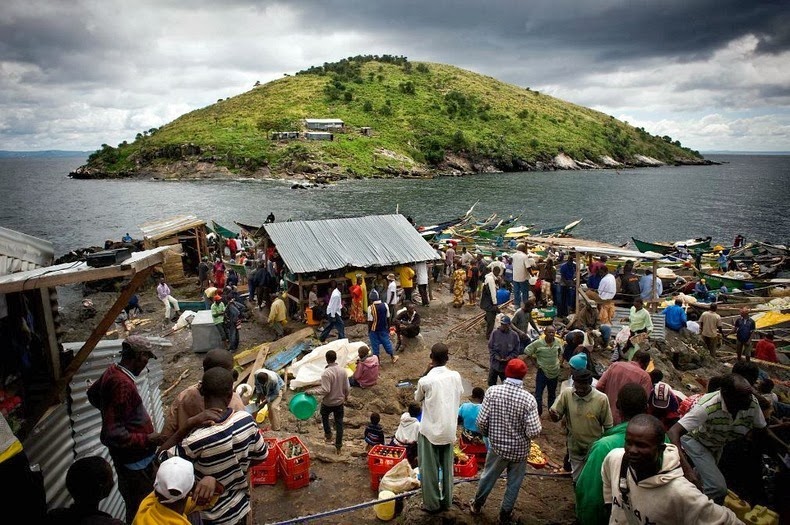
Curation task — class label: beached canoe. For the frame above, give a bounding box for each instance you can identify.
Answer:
[631,236,712,255]
[697,270,790,294]
[212,221,238,239]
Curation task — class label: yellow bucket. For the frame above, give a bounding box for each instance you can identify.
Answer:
[374,490,396,521]
[255,405,269,424]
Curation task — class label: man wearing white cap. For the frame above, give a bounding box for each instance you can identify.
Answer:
[134,456,218,524]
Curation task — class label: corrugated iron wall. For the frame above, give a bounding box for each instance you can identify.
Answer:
[23,404,75,511]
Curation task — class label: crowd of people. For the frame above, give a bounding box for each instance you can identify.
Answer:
[18,229,787,525]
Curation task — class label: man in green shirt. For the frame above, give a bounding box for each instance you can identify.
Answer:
[525,326,563,416]
[550,368,613,481]
[619,297,653,360]
[575,383,648,525]
[210,294,228,347]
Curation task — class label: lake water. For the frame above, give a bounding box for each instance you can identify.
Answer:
[1,154,788,257]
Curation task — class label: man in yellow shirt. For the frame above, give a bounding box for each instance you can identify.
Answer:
[133,456,218,525]
[400,265,416,302]
[267,293,287,338]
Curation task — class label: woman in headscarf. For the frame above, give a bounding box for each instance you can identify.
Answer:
[349,275,366,323]
[452,259,467,308]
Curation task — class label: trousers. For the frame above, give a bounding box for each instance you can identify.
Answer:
[418,434,454,512]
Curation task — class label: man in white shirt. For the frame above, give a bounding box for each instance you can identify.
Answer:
[386,273,399,322]
[318,280,345,342]
[415,344,463,513]
[511,244,534,313]
[415,261,430,306]
[591,265,617,325]
[156,278,180,321]
[480,266,501,338]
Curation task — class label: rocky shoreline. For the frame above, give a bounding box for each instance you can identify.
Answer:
[68,150,717,183]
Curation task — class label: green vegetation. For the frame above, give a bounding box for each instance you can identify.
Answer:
[83,56,702,178]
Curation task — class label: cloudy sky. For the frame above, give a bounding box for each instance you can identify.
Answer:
[2,0,789,152]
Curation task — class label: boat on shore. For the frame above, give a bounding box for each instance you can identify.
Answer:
[631,236,712,255]
[696,269,790,295]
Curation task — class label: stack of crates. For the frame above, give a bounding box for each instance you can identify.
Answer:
[277,436,311,490]
[367,445,406,491]
[459,433,488,464]
[249,437,280,486]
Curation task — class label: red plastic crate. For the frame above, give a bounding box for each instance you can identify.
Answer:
[459,434,488,462]
[453,454,478,478]
[261,436,280,466]
[277,436,310,474]
[250,462,278,486]
[283,469,310,490]
[368,445,406,491]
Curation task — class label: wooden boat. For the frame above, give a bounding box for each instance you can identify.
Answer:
[536,219,583,237]
[631,236,712,255]
[212,221,238,239]
[696,269,790,295]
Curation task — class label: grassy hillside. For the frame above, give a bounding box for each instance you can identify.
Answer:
[78,56,703,179]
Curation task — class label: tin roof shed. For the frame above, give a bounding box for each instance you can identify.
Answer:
[0,226,54,275]
[263,214,439,274]
[140,215,206,242]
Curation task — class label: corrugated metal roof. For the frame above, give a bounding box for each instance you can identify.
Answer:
[264,214,440,274]
[573,246,663,260]
[0,226,54,275]
[23,403,76,511]
[140,215,206,242]
[0,245,178,293]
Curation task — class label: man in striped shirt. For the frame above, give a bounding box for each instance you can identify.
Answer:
[471,358,541,524]
[668,373,788,503]
[160,368,268,525]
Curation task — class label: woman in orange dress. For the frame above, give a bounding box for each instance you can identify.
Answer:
[349,275,366,323]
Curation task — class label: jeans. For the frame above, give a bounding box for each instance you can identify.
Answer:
[681,435,727,503]
[487,368,506,387]
[320,404,344,449]
[369,330,394,357]
[418,434,454,512]
[473,448,527,515]
[534,368,558,416]
[227,322,239,351]
[558,285,575,317]
[600,324,612,345]
[319,314,345,341]
[512,280,528,310]
[215,323,228,342]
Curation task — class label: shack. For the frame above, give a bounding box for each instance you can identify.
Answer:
[304,118,344,130]
[260,214,439,312]
[140,215,207,282]
[305,131,333,141]
[0,226,178,517]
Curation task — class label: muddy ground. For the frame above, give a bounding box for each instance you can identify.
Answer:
[61,277,789,525]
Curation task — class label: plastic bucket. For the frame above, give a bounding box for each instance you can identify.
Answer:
[255,405,269,424]
[374,490,396,521]
[288,393,317,420]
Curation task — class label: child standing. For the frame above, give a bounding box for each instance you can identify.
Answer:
[364,413,386,451]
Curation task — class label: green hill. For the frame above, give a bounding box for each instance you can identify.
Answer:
[72,55,705,180]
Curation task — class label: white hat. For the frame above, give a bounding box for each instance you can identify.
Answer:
[154,456,195,504]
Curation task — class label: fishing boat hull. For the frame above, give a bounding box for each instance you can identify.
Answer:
[632,236,712,254]
[697,270,790,295]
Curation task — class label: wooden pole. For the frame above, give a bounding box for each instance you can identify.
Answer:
[34,266,154,429]
[574,251,581,314]
[651,260,659,313]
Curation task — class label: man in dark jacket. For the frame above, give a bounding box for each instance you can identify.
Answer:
[87,336,165,523]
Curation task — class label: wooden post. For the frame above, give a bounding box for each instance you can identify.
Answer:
[297,274,304,318]
[195,227,202,262]
[575,251,581,314]
[651,259,659,313]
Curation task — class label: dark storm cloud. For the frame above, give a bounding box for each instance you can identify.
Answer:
[279,0,789,64]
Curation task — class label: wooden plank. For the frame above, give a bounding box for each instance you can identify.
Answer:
[245,346,271,389]
[235,327,314,366]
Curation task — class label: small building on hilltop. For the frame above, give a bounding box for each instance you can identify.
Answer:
[260,214,439,313]
[305,131,334,141]
[140,215,207,282]
[271,131,300,140]
[305,118,344,130]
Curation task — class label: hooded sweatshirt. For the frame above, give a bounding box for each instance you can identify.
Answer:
[394,412,420,445]
[602,445,741,525]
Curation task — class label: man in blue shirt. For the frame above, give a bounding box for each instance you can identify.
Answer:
[458,387,485,439]
[663,298,688,332]
[639,269,663,302]
[730,307,756,361]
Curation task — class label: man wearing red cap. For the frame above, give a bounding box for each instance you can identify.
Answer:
[471,359,541,524]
